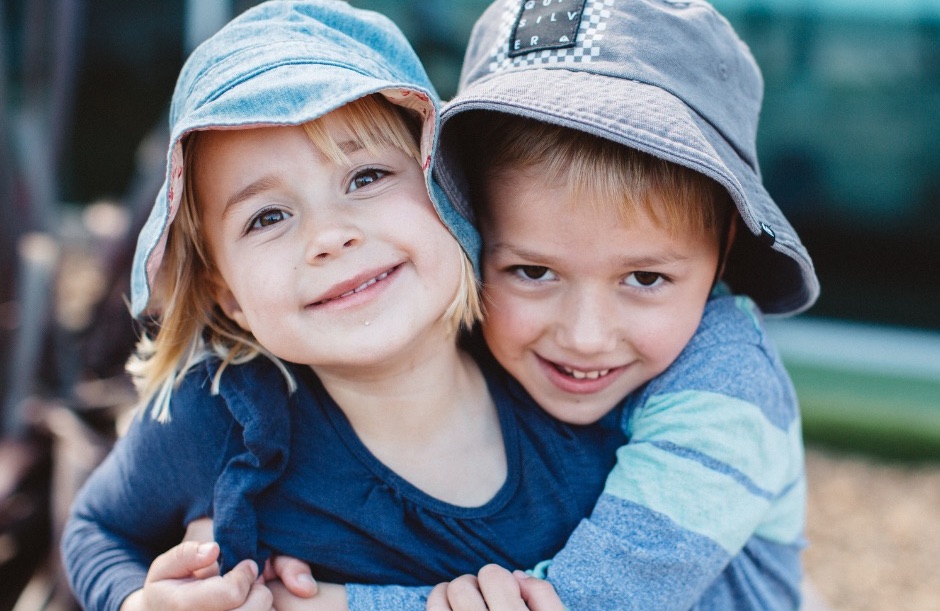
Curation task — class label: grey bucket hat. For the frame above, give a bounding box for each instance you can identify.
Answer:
[130,0,479,316]
[435,0,819,316]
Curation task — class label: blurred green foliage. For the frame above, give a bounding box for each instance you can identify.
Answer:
[791,362,940,460]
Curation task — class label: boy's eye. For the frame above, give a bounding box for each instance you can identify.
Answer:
[626,271,664,288]
[348,168,389,192]
[512,265,557,281]
[248,208,291,232]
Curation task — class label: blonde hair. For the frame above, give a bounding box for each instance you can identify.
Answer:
[130,94,480,420]
[462,114,732,241]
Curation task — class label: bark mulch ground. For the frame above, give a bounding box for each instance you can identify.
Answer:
[804,447,940,611]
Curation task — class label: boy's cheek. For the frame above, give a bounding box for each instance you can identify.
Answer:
[483,286,537,327]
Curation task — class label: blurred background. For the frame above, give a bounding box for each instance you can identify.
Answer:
[0,0,937,609]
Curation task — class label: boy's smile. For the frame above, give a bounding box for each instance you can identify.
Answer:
[479,163,721,425]
[196,119,464,374]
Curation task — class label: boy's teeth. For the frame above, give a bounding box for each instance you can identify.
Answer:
[561,366,610,380]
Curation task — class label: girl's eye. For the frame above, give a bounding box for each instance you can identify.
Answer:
[626,271,665,288]
[348,168,389,192]
[511,265,557,282]
[248,208,291,232]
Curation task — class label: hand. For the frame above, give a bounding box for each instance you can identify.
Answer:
[184,517,318,599]
[269,580,348,610]
[182,517,219,579]
[263,554,319,598]
[183,517,319,604]
[426,564,565,611]
[120,540,272,611]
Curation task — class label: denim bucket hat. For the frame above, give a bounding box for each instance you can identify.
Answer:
[436,0,819,316]
[130,0,479,316]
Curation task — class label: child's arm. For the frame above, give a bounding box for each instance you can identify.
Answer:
[61,374,234,611]
[532,328,805,609]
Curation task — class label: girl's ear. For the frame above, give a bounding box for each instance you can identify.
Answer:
[213,281,251,332]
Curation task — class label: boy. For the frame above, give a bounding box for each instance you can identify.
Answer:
[424,0,820,608]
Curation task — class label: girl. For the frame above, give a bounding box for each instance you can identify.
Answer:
[60,2,623,610]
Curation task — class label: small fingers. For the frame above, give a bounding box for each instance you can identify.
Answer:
[476,564,528,611]
[221,559,261,599]
[267,555,318,598]
[444,575,487,611]
[233,582,274,611]
[515,571,566,611]
[141,558,258,611]
[426,583,453,611]
[148,541,220,582]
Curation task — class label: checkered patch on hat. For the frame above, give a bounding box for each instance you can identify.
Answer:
[491,0,614,70]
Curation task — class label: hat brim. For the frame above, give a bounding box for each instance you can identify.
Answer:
[131,64,438,317]
[437,68,818,315]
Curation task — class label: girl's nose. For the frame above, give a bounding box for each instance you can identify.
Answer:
[304,214,364,264]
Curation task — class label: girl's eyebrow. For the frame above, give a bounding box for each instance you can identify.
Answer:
[222,176,282,218]
[337,139,364,155]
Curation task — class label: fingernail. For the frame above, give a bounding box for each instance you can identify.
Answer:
[299,573,317,585]
[197,542,215,557]
[513,570,530,580]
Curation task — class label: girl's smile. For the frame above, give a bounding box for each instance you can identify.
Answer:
[308,263,401,309]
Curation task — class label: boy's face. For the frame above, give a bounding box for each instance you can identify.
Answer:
[197,119,464,373]
[480,164,720,425]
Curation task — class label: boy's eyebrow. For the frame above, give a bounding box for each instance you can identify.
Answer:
[488,242,689,267]
[222,176,282,218]
[617,253,690,267]
[486,243,554,263]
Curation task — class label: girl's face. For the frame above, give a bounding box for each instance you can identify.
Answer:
[479,163,720,425]
[196,118,464,375]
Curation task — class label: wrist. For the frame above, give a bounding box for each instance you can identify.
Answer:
[119,589,145,611]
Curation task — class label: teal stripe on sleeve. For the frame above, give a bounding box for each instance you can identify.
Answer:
[605,390,804,552]
[628,390,799,496]
[755,421,806,544]
[603,441,772,553]
[756,473,806,544]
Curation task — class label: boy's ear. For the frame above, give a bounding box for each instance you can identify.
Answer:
[725,214,738,258]
[213,280,251,332]
[716,214,738,281]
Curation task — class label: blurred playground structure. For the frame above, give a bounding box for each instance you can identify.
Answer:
[0,0,938,609]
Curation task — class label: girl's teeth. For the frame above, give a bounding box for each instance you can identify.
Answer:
[338,270,391,299]
[561,366,611,380]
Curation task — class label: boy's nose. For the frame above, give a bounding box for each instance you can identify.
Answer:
[555,290,619,355]
[304,215,364,264]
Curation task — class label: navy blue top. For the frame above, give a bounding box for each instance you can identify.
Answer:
[62,343,625,611]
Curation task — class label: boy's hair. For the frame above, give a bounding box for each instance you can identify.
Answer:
[460,113,732,242]
[436,0,819,315]
[130,94,481,420]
